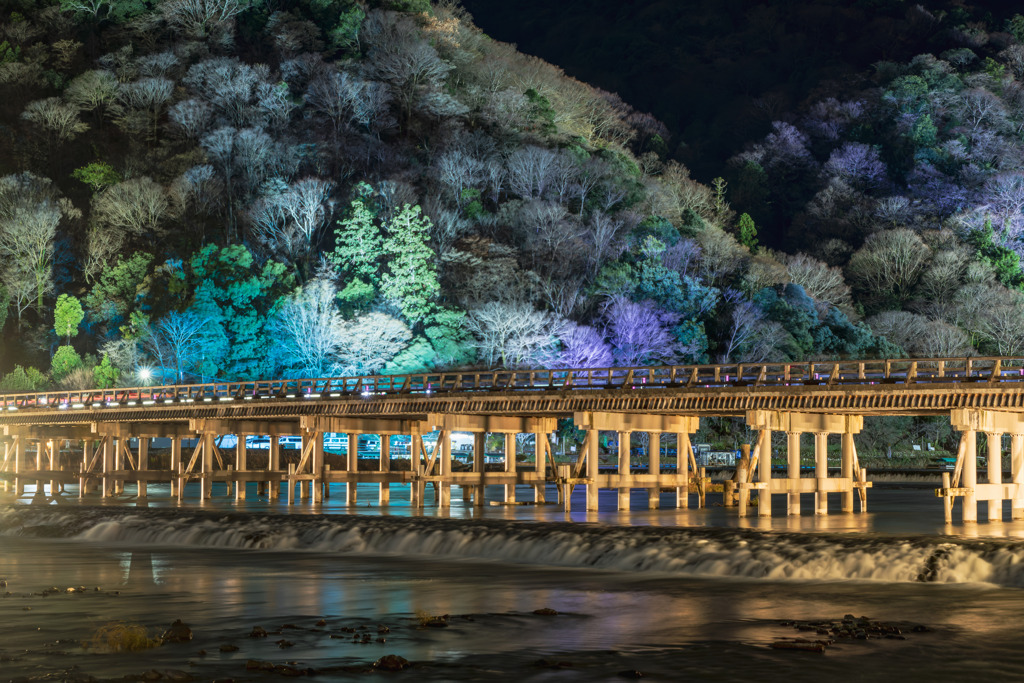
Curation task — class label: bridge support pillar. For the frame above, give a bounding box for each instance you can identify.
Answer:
[815,432,829,515]
[312,431,324,504]
[269,436,280,500]
[379,435,391,505]
[473,432,486,508]
[987,431,1002,522]
[1013,434,1024,520]
[137,437,148,498]
[648,433,661,509]
[757,427,773,517]
[201,433,214,500]
[944,410,1024,524]
[504,433,517,504]
[411,432,425,508]
[585,428,599,511]
[347,433,358,506]
[439,430,452,508]
[235,434,247,501]
[677,431,691,508]
[617,431,631,511]
[746,411,866,518]
[101,436,114,497]
[533,432,546,504]
[170,437,181,498]
[787,432,801,516]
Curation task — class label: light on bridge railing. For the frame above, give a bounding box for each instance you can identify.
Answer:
[91,402,101,408]
[142,400,155,405]
[305,393,321,399]
[329,393,340,397]
[219,397,233,401]
[7,406,17,411]
[72,403,84,409]
[127,401,137,406]
[164,399,174,404]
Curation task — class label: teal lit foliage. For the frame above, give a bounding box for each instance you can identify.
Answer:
[85,252,153,330]
[93,353,119,389]
[72,162,121,192]
[185,244,295,380]
[754,285,899,360]
[967,219,1024,290]
[597,233,719,321]
[51,345,83,380]
[0,365,46,392]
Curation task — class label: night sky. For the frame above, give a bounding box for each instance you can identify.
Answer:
[461,0,1021,181]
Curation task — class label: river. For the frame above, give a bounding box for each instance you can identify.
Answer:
[2,481,1024,682]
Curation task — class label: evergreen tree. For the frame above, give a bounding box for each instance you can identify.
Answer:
[54,293,84,344]
[381,204,440,326]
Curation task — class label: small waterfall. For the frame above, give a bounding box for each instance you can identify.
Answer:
[2,505,1023,586]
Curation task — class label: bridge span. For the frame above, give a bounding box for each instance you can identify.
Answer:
[2,356,1024,523]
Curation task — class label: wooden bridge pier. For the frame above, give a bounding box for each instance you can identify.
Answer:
[572,412,699,511]
[740,411,870,517]
[938,409,1024,523]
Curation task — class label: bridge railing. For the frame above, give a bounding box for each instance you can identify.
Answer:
[1,356,1022,412]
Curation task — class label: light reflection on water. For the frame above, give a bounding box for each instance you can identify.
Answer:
[4,484,1024,680]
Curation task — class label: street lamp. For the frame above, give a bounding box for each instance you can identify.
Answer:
[138,367,153,385]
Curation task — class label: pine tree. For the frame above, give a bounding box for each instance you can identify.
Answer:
[381,204,439,326]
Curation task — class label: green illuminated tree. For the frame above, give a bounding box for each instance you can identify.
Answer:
[54,294,84,344]
[381,204,439,326]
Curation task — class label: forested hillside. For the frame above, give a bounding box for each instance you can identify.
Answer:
[0,0,1021,401]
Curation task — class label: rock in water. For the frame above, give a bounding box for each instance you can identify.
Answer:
[374,655,410,671]
[161,619,194,644]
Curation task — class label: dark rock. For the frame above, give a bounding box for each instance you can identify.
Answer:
[245,660,275,671]
[617,670,644,679]
[219,644,239,653]
[374,655,410,671]
[249,626,268,638]
[140,671,163,681]
[162,671,193,682]
[532,608,558,616]
[376,637,386,643]
[377,625,390,634]
[276,639,294,649]
[197,650,207,657]
[315,619,327,627]
[282,623,299,629]
[161,620,194,644]
[273,665,304,677]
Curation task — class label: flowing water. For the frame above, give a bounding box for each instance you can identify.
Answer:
[2,481,1024,682]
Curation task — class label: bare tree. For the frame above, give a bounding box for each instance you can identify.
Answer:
[64,70,119,117]
[603,295,680,367]
[21,97,89,143]
[270,278,345,377]
[718,291,765,362]
[168,99,213,141]
[505,145,558,199]
[337,312,412,375]
[466,299,564,368]
[0,173,72,314]
[161,0,249,38]
[92,177,169,239]
[143,310,210,382]
[846,228,930,304]
[248,177,333,262]
[783,253,852,311]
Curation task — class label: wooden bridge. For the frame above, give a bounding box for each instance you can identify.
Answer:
[2,356,1024,523]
